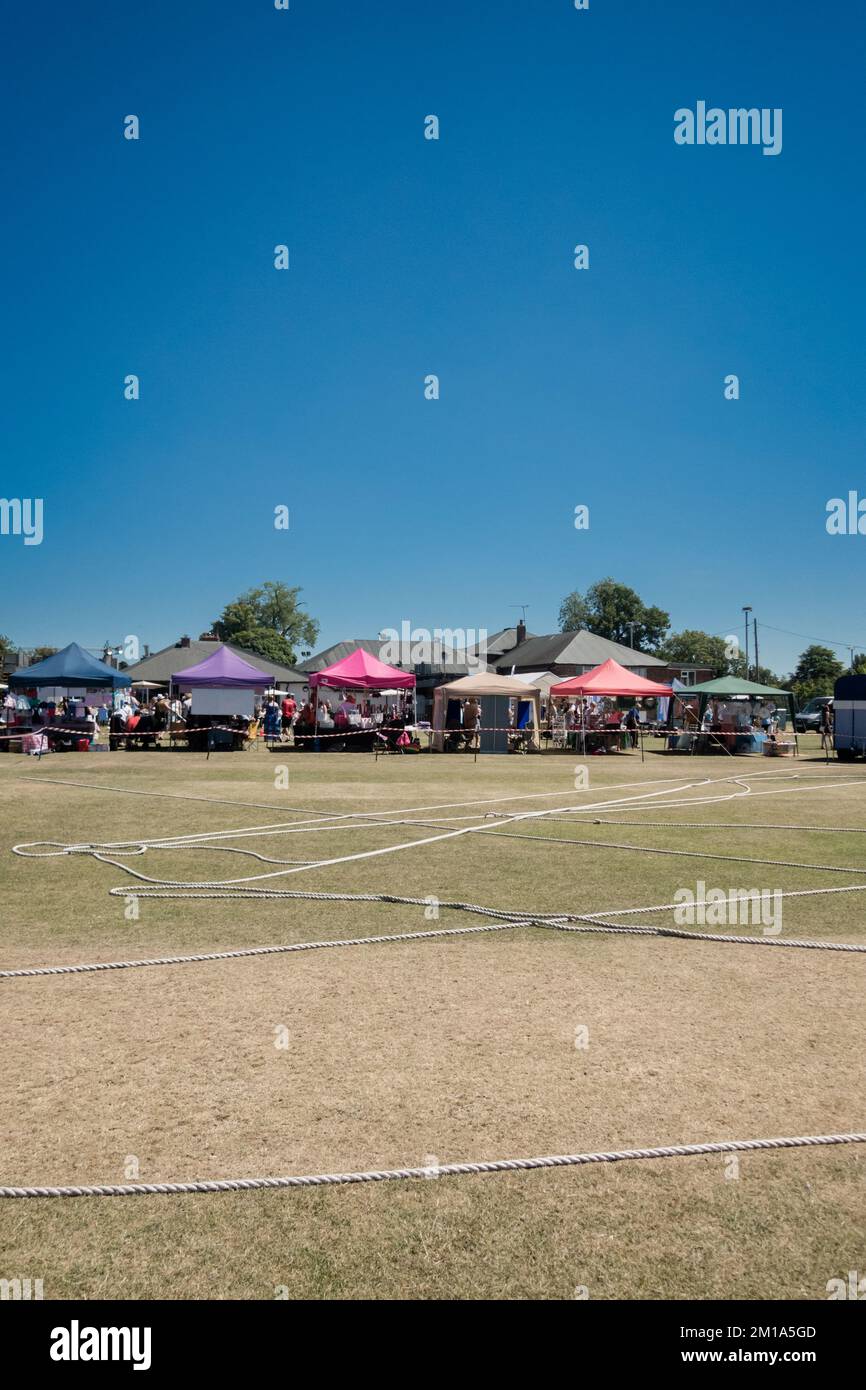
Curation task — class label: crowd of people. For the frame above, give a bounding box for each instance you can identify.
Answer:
[544,697,644,750]
[254,691,415,741]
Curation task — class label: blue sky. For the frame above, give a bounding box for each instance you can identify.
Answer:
[2,0,865,675]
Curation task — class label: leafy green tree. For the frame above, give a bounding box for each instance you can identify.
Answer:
[787,644,845,706]
[657,630,735,677]
[31,646,58,664]
[751,664,782,687]
[558,578,669,651]
[213,582,319,666]
[228,628,299,668]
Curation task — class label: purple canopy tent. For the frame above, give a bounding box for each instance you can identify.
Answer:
[171,645,271,689]
[170,644,271,751]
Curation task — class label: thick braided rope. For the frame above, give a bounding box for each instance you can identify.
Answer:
[2,1131,863,1199]
[571,819,866,833]
[0,918,550,979]
[5,895,866,979]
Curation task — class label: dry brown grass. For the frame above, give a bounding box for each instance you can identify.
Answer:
[1,743,864,1298]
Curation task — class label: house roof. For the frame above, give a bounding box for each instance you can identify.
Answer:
[500,629,666,670]
[470,627,536,660]
[124,640,306,685]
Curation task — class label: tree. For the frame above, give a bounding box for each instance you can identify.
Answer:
[213,582,319,666]
[657,630,742,678]
[0,633,13,662]
[751,664,782,688]
[31,646,58,664]
[228,628,300,668]
[558,578,670,651]
[787,644,845,706]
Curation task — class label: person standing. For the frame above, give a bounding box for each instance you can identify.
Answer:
[281,691,297,733]
[463,696,481,751]
[262,697,282,744]
[820,701,833,756]
[623,702,640,748]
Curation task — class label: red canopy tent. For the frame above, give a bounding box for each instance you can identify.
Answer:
[309,648,415,691]
[550,659,672,760]
[550,658,672,699]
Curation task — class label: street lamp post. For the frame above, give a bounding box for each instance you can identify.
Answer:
[742,606,752,681]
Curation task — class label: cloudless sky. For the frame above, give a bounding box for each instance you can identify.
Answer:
[2,0,865,675]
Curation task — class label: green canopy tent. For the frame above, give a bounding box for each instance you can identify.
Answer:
[668,677,798,755]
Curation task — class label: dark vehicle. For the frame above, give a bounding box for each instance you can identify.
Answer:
[834,676,866,761]
[794,695,834,733]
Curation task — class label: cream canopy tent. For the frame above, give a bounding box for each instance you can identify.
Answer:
[512,670,561,698]
[432,672,542,751]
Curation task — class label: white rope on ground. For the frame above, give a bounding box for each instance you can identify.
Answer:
[543,819,866,833]
[1,1131,863,1199]
[7,769,866,977]
[4,885,866,980]
[477,826,866,875]
[5,770,866,1199]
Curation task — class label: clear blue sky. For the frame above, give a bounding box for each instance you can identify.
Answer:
[2,1,865,676]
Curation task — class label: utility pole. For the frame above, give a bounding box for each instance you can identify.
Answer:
[742,606,752,680]
[753,617,759,680]
[628,620,635,649]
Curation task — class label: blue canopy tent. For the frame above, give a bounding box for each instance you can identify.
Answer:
[9,642,131,690]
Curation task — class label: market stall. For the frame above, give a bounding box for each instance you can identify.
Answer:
[307,647,417,751]
[5,642,131,753]
[431,673,542,754]
[171,644,270,751]
[550,659,673,759]
[666,676,798,756]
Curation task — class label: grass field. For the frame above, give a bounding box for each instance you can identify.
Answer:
[2,739,865,1300]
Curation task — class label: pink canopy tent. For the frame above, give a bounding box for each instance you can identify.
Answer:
[309,648,415,691]
[551,659,672,698]
[171,644,271,688]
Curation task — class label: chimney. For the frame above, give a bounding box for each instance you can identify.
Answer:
[180,635,191,648]
[516,621,526,645]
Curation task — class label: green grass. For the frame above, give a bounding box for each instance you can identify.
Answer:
[1,741,864,1299]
